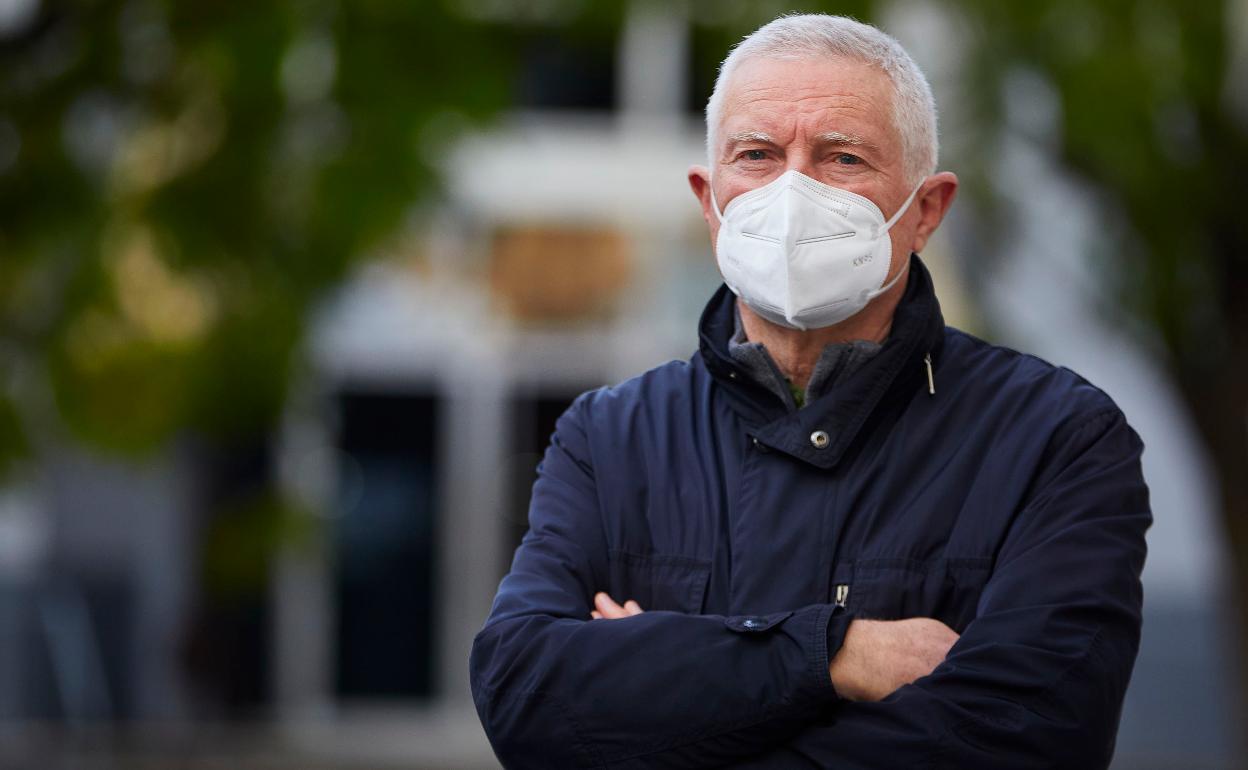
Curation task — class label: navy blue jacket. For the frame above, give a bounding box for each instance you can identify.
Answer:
[470,255,1150,769]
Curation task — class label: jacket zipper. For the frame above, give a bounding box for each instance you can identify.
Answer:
[834,584,850,608]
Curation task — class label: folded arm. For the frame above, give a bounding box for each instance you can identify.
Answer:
[469,395,850,768]
[594,591,960,705]
[726,408,1150,770]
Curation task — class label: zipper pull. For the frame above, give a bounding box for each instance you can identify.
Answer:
[924,352,935,396]
[834,584,850,608]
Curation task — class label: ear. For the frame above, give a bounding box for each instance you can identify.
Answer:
[909,171,959,254]
[688,165,718,236]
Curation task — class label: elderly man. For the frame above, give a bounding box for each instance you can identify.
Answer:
[470,14,1149,770]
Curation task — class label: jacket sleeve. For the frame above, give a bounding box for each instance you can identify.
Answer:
[726,407,1151,770]
[468,393,849,769]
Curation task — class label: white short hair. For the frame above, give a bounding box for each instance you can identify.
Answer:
[705,14,938,185]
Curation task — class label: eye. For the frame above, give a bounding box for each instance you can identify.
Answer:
[833,153,862,165]
[740,149,767,161]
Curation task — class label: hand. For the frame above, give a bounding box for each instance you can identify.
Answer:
[828,617,959,702]
[589,591,644,620]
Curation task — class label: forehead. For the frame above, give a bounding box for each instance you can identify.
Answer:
[718,55,899,152]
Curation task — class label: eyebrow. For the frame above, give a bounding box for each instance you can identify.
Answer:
[723,129,880,154]
[814,130,879,152]
[725,131,777,146]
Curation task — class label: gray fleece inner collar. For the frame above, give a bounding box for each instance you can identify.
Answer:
[727,299,882,413]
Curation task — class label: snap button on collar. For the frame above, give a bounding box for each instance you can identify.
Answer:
[810,430,830,449]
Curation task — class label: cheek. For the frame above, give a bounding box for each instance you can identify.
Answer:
[889,225,909,252]
[702,186,723,245]
[889,211,922,255]
[886,226,915,268]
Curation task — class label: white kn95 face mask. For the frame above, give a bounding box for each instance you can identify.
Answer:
[711,169,923,330]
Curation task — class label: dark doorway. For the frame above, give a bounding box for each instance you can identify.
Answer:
[332,390,441,698]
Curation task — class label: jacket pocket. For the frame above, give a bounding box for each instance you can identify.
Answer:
[850,557,991,633]
[607,550,712,614]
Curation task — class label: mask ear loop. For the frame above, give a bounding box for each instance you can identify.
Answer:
[876,178,926,238]
[709,175,726,223]
[870,255,911,298]
[867,178,927,299]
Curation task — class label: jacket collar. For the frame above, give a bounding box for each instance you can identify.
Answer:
[697,253,946,470]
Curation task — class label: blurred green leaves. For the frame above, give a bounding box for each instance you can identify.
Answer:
[952,0,1245,365]
[0,0,518,467]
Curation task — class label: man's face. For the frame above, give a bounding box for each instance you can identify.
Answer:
[691,55,934,289]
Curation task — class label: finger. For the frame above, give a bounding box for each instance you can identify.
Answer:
[594,592,630,619]
[591,610,603,620]
[624,600,644,615]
